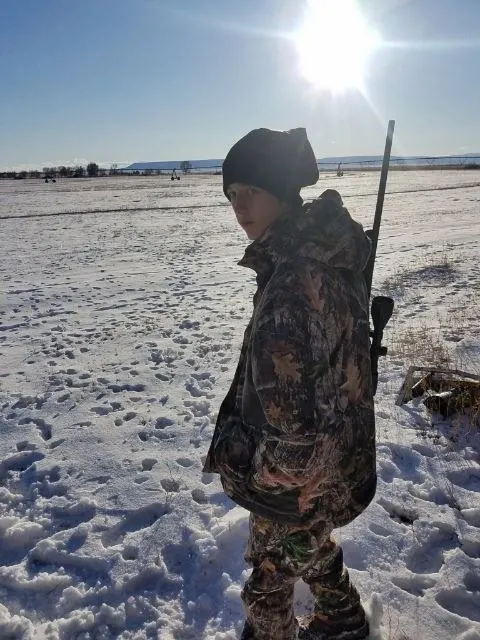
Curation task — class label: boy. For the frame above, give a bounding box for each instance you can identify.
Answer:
[203,128,375,640]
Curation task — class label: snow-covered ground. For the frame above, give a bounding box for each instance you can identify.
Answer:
[1,172,479,640]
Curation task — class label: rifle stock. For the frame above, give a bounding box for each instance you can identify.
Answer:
[370,295,394,394]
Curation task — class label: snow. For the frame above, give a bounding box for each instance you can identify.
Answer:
[1,171,480,639]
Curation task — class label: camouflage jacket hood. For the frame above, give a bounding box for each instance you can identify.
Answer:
[203,189,376,528]
[239,188,371,277]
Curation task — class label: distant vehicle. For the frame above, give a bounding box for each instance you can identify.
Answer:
[44,175,56,183]
[171,169,180,181]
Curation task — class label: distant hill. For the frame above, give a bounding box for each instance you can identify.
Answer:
[124,154,480,172]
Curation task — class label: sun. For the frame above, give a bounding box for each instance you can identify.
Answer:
[294,0,380,93]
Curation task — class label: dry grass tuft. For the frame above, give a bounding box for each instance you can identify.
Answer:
[388,322,454,370]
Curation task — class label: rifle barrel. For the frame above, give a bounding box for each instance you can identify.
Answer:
[365,119,395,297]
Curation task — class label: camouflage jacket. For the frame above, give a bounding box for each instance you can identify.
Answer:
[203,189,376,528]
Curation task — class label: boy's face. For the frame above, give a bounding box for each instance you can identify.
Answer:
[226,182,286,240]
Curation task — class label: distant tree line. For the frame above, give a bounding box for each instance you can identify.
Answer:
[0,162,116,179]
[0,160,206,179]
[0,161,200,179]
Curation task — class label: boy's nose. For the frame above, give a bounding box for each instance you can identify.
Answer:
[234,195,249,212]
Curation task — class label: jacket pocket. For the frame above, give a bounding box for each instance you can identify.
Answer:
[250,431,318,494]
[213,415,258,483]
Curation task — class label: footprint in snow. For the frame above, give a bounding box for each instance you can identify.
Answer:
[464,571,480,593]
[108,382,145,393]
[377,497,418,526]
[176,457,194,468]
[50,499,97,529]
[141,458,157,471]
[406,523,458,574]
[0,450,45,480]
[192,488,208,504]
[18,416,52,441]
[28,467,67,499]
[447,468,480,493]
[160,478,181,493]
[122,545,139,561]
[48,438,65,450]
[101,502,168,547]
[435,588,480,623]
[155,417,174,429]
[16,440,36,452]
[389,444,426,484]
[179,319,200,330]
[391,573,436,597]
[11,395,36,410]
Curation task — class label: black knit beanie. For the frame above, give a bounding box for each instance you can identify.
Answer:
[222,127,319,204]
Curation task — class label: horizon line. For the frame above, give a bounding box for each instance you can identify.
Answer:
[2,151,480,173]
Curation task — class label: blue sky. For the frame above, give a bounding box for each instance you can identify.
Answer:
[1,0,479,169]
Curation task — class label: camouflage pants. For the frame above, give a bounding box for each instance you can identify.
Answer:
[241,514,366,640]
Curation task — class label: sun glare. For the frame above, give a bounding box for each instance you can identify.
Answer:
[294,0,380,93]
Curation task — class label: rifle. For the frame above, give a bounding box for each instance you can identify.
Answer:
[364,120,395,394]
